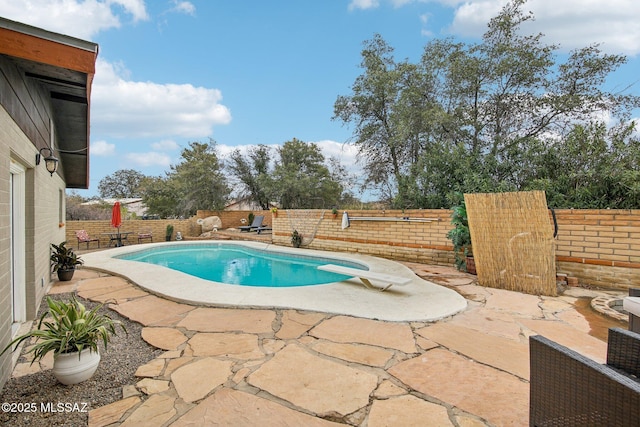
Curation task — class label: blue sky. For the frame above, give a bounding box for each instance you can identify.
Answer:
[1,0,639,200]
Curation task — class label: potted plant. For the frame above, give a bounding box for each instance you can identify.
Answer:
[271,207,278,218]
[291,230,302,248]
[332,207,338,219]
[51,241,83,281]
[0,295,126,385]
[165,224,174,241]
[446,199,475,274]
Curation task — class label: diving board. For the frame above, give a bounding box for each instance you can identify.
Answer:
[317,264,412,291]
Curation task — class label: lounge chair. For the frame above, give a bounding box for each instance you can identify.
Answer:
[256,226,272,234]
[317,264,411,291]
[239,215,264,232]
[76,230,100,249]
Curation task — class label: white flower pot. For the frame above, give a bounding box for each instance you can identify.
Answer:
[52,348,100,385]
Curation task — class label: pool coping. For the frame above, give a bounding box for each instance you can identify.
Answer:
[80,241,467,322]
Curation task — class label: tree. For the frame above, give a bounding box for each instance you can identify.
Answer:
[334,0,640,208]
[226,145,272,210]
[269,138,344,209]
[140,176,180,218]
[98,169,146,198]
[65,191,111,220]
[170,139,230,216]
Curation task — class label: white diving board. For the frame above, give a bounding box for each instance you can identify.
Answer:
[317,264,412,291]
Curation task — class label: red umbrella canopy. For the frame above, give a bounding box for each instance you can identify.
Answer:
[111,201,122,228]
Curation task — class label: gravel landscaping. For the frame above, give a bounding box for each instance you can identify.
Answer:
[0,294,162,427]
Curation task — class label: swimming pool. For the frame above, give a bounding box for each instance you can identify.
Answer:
[80,241,468,322]
[117,243,366,287]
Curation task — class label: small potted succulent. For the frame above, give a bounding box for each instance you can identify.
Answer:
[50,241,83,281]
[332,207,338,219]
[0,295,126,385]
[291,230,302,248]
[271,207,278,218]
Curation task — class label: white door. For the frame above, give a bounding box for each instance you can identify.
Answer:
[9,161,26,336]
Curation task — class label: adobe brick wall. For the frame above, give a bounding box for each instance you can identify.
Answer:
[269,209,455,266]
[65,218,195,248]
[68,208,640,291]
[553,209,640,289]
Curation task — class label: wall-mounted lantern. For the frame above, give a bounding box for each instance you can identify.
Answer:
[35,147,59,176]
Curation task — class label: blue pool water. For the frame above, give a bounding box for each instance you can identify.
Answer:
[117,243,367,287]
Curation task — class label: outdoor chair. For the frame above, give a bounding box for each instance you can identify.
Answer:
[239,215,264,232]
[75,230,100,249]
[624,288,640,333]
[137,230,153,243]
[529,327,640,426]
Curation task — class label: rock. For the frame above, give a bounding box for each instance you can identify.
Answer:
[200,216,222,232]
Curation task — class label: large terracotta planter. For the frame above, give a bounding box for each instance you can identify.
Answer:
[466,255,476,275]
[53,348,100,385]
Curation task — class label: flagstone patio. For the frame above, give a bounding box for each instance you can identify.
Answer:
[14,264,628,426]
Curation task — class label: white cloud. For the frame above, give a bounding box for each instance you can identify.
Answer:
[151,139,180,151]
[0,0,147,39]
[91,140,116,156]
[348,0,380,11]
[124,151,173,167]
[447,0,640,55]
[169,0,196,15]
[312,139,361,169]
[91,59,232,138]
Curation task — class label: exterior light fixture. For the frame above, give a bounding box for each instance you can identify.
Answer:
[35,147,59,176]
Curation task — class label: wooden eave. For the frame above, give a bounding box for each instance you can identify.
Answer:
[0,17,98,189]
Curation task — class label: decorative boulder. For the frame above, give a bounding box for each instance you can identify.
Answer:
[200,216,222,232]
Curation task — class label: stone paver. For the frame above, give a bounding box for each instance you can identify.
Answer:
[389,348,529,426]
[171,357,234,403]
[310,316,416,353]
[368,394,454,427]
[276,310,327,339]
[446,306,523,341]
[15,262,627,427]
[416,323,529,379]
[141,327,188,350]
[134,358,165,377]
[170,388,344,426]
[136,378,170,395]
[112,295,194,326]
[519,318,608,362]
[118,393,176,427]
[76,276,133,299]
[188,332,264,359]
[311,341,395,367]
[88,396,141,427]
[177,307,276,333]
[484,288,544,318]
[247,344,379,416]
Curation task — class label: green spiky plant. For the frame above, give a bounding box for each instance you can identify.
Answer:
[0,295,126,364]
[446,200,472,272]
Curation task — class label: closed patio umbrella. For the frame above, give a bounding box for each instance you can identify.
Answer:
[111,201,122,246]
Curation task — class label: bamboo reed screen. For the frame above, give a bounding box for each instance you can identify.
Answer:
[465,191,557,296]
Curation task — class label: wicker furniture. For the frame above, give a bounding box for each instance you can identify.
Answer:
[529,328,640,426]
[625,288,640,333]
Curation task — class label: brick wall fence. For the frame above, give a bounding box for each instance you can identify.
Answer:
[67,208,640,291]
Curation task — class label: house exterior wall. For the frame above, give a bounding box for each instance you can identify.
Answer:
[0,58,66,389]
